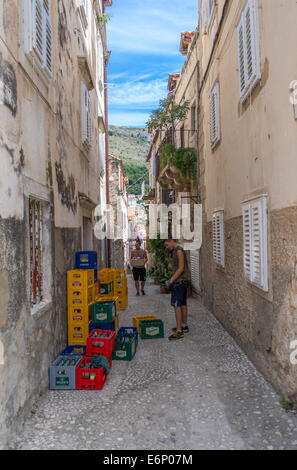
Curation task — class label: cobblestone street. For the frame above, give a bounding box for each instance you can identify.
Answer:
[10,275,297,450]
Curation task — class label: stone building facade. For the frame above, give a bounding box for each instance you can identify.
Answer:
[197,0,297,401]
[147,0,297,402]
[0,0,111,447]
[108,154,129,269]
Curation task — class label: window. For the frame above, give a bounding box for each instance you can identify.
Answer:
[213,210,225,267]
[25,0,53,77]
[242,195,268,291]
[29,198,52,310]
[237,0,261,101]
[209,82,220,148]
[81,83,92,148]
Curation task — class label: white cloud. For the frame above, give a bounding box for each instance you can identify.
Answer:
[109,78,168,106]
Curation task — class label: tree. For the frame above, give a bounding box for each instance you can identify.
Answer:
[147,94,190,144]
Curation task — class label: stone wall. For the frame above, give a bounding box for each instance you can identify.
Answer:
[200,206,297,402]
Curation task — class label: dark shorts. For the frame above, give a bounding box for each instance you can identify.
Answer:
[171,281,188,307]
[132,267,146,282]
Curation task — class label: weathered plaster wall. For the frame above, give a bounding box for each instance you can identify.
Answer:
[0,0,108,448]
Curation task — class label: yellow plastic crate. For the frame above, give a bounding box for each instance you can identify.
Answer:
[97,269,114,283]
[133,315,158,334]
[68,324,89,346]
[115,315,119,334]
[68,305,92,327]
[67,270,94,288]
[67,285,95,308]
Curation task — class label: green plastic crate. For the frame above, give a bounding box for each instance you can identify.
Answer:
[112,334,136,361]
[140,319,164,339]
[100,281,113,295]
[91,300,117,323]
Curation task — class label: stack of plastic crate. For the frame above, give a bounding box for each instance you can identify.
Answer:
[67,269,95,345]
[113,269,128,311]
[75,251,100,301]
[97,269,114,296]
[89,297,119,334]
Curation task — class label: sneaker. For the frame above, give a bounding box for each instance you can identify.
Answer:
[141,290,146,295]
[168,330,184,341]
[172,326,189,334]
[136,292,140,296]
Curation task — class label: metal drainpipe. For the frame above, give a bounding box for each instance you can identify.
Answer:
[103,4,111,268]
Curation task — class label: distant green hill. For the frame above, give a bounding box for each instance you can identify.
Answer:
[108,125,152,166]
[108,126,151,194]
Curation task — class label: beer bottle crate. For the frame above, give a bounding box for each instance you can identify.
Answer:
[89,317,118,334]
[67,269,94,288]
[75,251,98,270]
[133,315,158,334]
[60,345,86,356]
[49,355,82,390]
[119,299,127,311]
[86,329,116,357]
[112,334,136,361]
[100,281,114,296]
[68,324,89,346]
[76,355,111,390]
[94,280,101,299]
[114,277,127,290]
[68,285,95,308]
[96,296,119,317]
[68,305,91,327]
[140,319,164,339]
[91,299,117,323]
[118,327,138,347]
[98,269,114,283]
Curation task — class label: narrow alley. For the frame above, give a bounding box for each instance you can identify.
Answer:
[10,275,297,451]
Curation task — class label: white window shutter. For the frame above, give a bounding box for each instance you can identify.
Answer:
[87,93,92,145]
[82,84,88,144]
[237,17,247,98]
[242,196,268,291]
[213,211,225,267]
[33,0,44,61]
[190,250,201,291]
[44,11,53,75]
[243,204,252,281]
[210,83,220,147]
[237,0,261,101]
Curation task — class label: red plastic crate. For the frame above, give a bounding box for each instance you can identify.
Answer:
[86,329,116,357]
[76,356,111,390]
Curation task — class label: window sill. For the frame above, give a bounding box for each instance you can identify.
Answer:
[31,300,52,318]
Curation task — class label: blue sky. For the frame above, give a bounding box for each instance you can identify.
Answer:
[106,0,199,128]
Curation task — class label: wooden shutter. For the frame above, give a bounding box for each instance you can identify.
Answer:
[190,250,201,291]
[242,196,268,291]
[82,83,88,144]
[242,204,252,281]
[87,92,92,145]
[213,211,224,267]
[33,0,44,61]
[44,0,53,75]
[237,17,247,98]
[210,83,220,147]
[237,0,261,100]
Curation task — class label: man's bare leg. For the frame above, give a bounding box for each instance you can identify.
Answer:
[174,306,183,331]
[181,306,188,326]
[135,280,139,293]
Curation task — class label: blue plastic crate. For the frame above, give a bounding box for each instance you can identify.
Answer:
[75,251,98,270]
[60,345,86,356]
[118,327,138,346]
[89,321,116,333]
